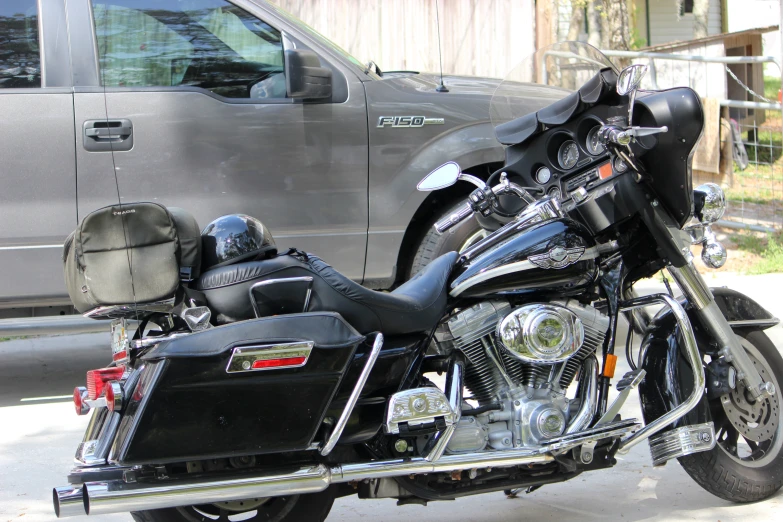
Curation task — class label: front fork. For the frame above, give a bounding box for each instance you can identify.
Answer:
[668,262,775,400]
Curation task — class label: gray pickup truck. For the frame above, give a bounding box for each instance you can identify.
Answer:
[0,0,546,320]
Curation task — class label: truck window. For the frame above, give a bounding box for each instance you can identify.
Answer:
[91,0,286,99]
[0,0,40,89]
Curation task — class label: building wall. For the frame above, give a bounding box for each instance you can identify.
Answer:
[646,0,722,46]
[271,0,535,78]
[726,0,780,73]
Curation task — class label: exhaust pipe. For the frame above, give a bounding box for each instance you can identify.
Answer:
[59,450,555,517]
[53,486,86,517]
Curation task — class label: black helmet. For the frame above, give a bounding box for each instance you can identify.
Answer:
[201,214,277,270]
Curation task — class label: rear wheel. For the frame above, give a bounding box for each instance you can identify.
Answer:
[131,488,336,522]
[409,200,487,276]
[678,330,783,502]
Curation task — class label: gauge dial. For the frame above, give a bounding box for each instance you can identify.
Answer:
[548,186,562,200]
[613,156,628,173]
[558,141,579,170]
[586,126,605,155]
[534,166,552,184]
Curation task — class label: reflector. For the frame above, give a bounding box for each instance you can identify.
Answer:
[251,356,307,370]
[86,367,125,400]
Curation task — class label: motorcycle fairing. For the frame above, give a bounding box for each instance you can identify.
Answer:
[112,313,365,465]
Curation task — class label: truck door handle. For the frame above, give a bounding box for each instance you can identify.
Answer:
[85,126,132,138]
[83,119,134,152]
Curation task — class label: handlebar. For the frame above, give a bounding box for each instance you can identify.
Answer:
[434,175,535,234]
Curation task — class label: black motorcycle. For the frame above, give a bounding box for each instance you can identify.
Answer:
[53,42,782,520]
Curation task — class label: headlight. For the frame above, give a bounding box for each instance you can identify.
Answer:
[694,183,726,223]
[497,304,584,364]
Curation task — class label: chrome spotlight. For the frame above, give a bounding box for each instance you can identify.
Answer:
[694,183,727,223]
[702,237,728,269]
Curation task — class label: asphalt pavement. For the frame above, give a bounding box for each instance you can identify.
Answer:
[2,273,783,521]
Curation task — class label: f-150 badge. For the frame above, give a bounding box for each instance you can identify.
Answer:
[377,116,445,128]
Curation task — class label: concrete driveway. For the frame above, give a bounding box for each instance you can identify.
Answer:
[2,273,783,521]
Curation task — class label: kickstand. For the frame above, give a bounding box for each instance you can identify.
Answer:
[505,485,540,498]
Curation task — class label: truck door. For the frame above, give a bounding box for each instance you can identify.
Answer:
[0,0,76,305]
[67,0,369,280]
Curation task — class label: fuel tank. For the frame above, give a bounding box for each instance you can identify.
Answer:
[449,218,597,299]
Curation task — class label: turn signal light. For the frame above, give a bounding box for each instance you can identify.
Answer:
[73,386,89,416]
[105,381,124,412]
[86,366,125,400]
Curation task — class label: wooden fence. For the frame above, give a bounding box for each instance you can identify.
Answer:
[271,0,535,78]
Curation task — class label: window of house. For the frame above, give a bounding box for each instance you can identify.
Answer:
[680,0,695,16]
[0,0,41,89]
[91,0,286,99]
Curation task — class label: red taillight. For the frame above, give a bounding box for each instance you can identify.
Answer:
[251,356,307,370]
[86,367,125,400]
[73,386,89,416]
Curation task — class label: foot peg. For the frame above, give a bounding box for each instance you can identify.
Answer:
[595,369,646,426]
[648,422,716,466]
[385,388,458,434]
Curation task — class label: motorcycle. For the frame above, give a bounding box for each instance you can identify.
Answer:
[53,42,783,520]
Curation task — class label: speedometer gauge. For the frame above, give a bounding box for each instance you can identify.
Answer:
[558,141,579,170]
[586,126,605,155]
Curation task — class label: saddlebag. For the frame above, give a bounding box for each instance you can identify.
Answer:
[63,202,201,314]
[111,312,366,465]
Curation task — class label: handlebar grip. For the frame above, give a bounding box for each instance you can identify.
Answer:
[434,202,474,234]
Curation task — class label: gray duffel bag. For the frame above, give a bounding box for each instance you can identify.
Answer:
[63,202,201,315]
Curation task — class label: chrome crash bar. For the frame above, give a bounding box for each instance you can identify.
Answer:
[616,293,705,453]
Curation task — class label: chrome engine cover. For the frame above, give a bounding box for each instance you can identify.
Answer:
[443,299,609,451]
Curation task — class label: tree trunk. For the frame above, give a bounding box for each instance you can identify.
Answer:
[601,0,631,51]
[587,0,602,48]
[692,0,710,39]
[567,1,585,41]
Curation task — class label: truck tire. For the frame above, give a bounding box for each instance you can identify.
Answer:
[409,200,486,277]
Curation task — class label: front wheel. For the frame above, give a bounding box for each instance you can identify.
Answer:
[131,487,336,522]
[679,330,783,502]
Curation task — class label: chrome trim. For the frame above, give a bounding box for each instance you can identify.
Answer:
[667,264,712,310]
[529,246,586,269]
[106,383,123,412]
[425,357,464,462]
[565,356,598,434]
[248,277,314,318]
[53,485,86,517]
[320,333,384,456]
[595,369,646,426]
[617,294,705,452]
[60,419,640,517]
[385,388,457,435]
[648,422,716,466]
[76,412,121,467]
[450,246,599,298]
[226,342,314,374]
[130,332,190,350]
[83,299,176,320]
[496,304,585,364]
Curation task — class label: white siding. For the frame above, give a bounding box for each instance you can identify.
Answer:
[647,0,722,46]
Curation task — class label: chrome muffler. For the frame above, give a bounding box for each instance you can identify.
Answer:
[55,450,556,517]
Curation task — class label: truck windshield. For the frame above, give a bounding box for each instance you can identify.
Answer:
[266,2,378,78]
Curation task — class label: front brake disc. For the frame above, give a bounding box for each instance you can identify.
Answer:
[721,352,779,442]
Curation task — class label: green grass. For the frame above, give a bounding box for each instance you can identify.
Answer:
[764,76,780,100]
[730,231,783,274]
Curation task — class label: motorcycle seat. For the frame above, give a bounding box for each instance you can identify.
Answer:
[197,251,459,336]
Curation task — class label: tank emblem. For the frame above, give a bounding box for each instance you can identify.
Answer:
[377,116,445,128]
[529,246,585,269]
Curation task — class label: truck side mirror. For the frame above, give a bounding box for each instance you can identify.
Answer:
[285,49,332,100]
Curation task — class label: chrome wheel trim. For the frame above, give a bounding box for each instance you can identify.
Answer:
[716,336,782,468]
[459,229,488,253]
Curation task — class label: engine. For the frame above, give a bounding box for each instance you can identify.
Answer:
[440,299,608,453]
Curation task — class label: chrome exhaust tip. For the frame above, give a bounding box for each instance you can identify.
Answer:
[53,486,86,518]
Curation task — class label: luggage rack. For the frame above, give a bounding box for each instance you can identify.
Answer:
[83,298,177,320]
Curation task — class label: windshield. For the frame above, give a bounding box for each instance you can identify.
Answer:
[489,42,617,141]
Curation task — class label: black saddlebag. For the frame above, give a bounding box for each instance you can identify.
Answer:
[111,312,366,465]
[63,202,201,314]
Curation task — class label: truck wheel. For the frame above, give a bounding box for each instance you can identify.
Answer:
[409,200,487,276]
[131,488,335,522]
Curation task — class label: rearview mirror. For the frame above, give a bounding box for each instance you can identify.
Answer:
[417,162,461,191]
[616,64,647,96]
[285,49,332,99]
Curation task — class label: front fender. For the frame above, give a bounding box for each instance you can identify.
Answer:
[638,288,778,428]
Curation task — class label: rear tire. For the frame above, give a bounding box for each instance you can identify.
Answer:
[131,487,336,522]
[409,200,485,276]
[678,330,783,503]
